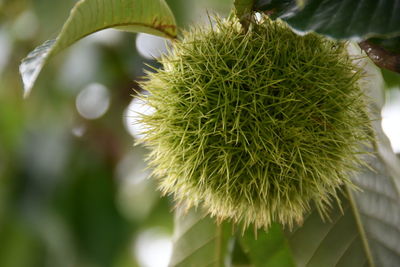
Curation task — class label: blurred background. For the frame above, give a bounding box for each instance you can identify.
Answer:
[0,0,399,267]
[0,0,232,266]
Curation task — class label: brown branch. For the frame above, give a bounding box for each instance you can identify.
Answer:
[359,41,400,74]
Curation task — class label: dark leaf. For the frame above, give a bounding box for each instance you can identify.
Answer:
[255,0,400,40]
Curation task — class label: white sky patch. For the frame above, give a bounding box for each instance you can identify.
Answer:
[381,88,400,154]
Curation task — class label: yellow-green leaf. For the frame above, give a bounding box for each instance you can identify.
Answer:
[19,0,177,97]
[169,208,232,267]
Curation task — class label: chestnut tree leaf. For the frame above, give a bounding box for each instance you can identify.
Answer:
[348,54,400,266]
[284,191,374,267]
[19,0,177,97]
[255,0,400,40]
[349,142,400,266]
[168,207,232,267]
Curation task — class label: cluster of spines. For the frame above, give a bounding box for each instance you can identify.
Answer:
[138,16,372,229]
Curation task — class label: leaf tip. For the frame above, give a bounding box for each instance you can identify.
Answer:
[19,39,55,98]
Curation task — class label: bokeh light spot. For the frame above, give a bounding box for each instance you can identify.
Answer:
[76,83,110,120]
[124,94,155,139]
[134,228,172,267]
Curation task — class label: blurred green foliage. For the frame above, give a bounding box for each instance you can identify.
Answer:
[0,0,231,266]
[5,1,400,267]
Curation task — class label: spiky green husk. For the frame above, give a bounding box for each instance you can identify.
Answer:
[138,16,372,229]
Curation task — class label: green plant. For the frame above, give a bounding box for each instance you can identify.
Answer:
[18,0,400,266]
[138,16,372,229]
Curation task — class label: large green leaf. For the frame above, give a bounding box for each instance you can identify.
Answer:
[169,207,232,267]
[237,190,373,266]
[255,0,400,40]
[285,191,373,267]
[349,55,400,266]
[350,145,400,266]
[19,0,177,97]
